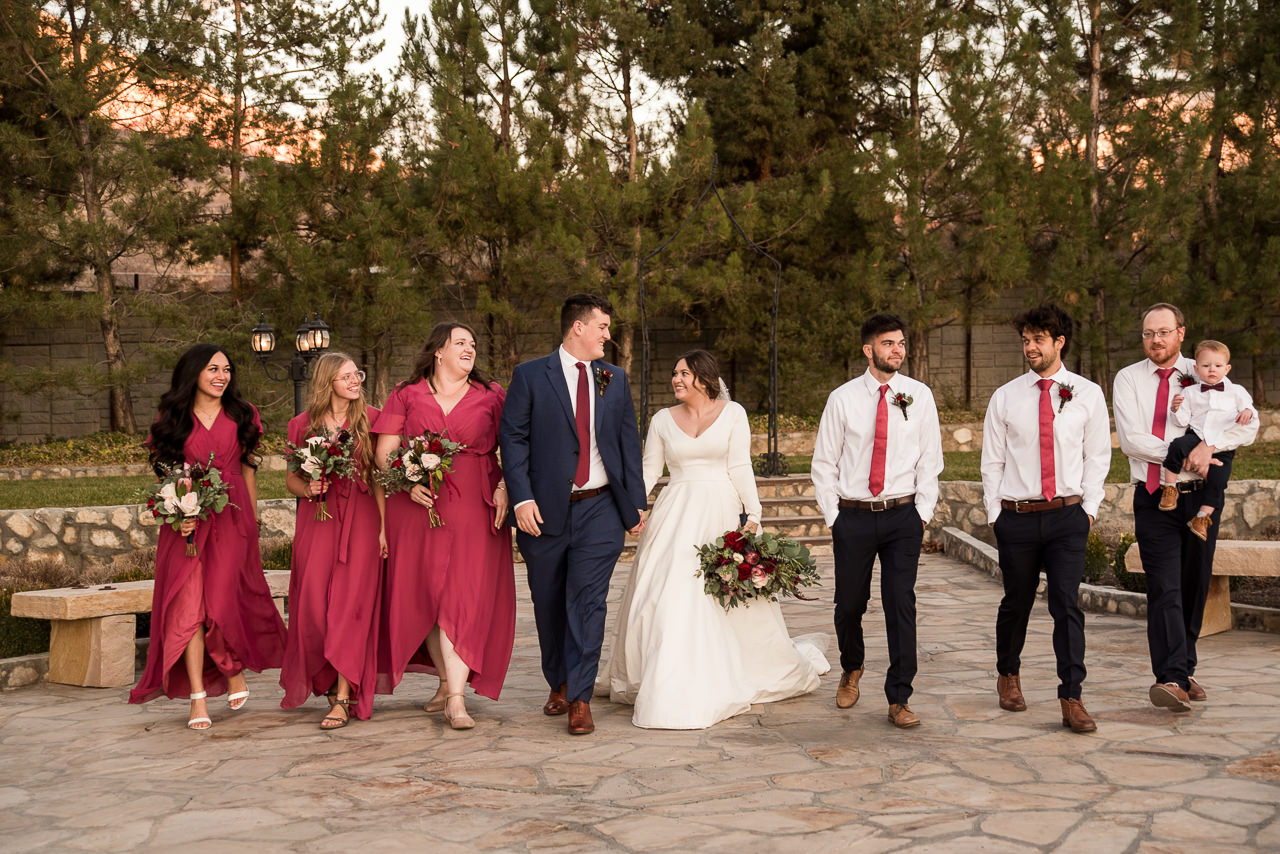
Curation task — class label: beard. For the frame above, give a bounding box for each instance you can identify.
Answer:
[872,353,901,375]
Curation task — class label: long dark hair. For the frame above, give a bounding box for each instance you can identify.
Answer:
[399,321,497,393]
[675,349,723,400]
[148,344,262,476]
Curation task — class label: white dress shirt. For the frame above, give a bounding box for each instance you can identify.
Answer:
[559,345,608,490]
[811,370,944,527]
[980,367,1110,524]
[1114,355,1259,483]
[1170,376,1256,447]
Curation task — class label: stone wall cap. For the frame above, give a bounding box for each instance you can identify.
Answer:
[10,570,290,620]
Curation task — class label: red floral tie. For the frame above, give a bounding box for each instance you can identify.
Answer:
[869,384,889,496]
[574,362,591,487]
[1037,378,1056,501]
[1146,367,1176,494]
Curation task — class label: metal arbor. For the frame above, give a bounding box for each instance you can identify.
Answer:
[636,157,788,476]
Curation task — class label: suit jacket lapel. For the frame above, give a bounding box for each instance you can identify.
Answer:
[591,360,607,433]
[545,352,577,432]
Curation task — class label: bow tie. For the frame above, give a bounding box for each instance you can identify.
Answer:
[1201,382,1225,392]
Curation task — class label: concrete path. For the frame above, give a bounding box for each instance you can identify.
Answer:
[3,554,1279,852]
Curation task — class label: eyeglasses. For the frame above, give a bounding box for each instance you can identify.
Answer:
[1141,328,1180,340]
[335,370,366,384]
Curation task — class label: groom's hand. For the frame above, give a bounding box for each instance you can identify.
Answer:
[515,501,544,537]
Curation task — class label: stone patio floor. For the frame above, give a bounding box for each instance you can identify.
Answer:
[3,553,1280,852]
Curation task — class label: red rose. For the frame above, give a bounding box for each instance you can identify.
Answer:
[201,480,211,487]
[392,458,403,468]
[724,531,746,550]
[429,440,444,453]
[737,565,752,580]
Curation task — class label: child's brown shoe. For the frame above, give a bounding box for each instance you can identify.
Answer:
[1158,484,1179,511]
[1188,514,1213,542]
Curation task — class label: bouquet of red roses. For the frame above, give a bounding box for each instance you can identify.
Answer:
[377,430,465,527]
[694,528,821,610]
[142,453,234,557]
[285,428,356,521]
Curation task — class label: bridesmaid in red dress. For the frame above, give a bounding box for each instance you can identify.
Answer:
[373,321,515,730]
[280,352,387,728]
[130,344,286,729]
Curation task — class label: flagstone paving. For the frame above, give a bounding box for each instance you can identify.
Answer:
[3,553,1279,852]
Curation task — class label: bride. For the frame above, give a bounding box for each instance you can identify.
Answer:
[604,349,829,729]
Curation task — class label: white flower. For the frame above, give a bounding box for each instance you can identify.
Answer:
[420,453,442,470]
[159,482,178,503]
[300,457,323,477]
[177,492,200,517]
[403,463,424,482]
[732,552,745,564]
[162,497,180,515]
[306,435,327,447]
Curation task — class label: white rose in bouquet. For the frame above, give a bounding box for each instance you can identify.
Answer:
[306,435,327,447]
[159,482,178,502]
[420,453,442,471]
[403,462,424,482]
[177,491,201,517]
[300,456,323,478]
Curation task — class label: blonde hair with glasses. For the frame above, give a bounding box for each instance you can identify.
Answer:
[306,352,375,487]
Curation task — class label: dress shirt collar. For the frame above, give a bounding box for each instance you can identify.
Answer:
[559,345,590,372]
[859,369,897,395]
[1141,355,1187,376]
[1022,366,1071,389]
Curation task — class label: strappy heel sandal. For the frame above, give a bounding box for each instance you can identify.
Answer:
[187,691,211,730]
[227,688,250,711]
[443,691,475,730]
[320,698,351,730]
[424,682,449,714]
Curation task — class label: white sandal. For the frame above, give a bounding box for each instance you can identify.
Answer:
[227,689,249,711]
[187,691,211,730]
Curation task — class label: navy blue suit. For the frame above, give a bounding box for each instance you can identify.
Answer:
[500,352,646,702]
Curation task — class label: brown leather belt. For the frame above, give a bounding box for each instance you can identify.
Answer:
[1134,479,1206,494]
[569,486,609,502]
[1000,495,1083,514]
[838,495,915,512]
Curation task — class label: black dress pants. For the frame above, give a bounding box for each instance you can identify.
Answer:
[993,503,1090,700]
[1163,429,1235,510]
[830,503,923,705]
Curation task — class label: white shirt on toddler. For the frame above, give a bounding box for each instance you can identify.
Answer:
[1170,375,1256,448]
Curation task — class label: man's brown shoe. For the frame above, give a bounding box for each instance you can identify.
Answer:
[1186,676,1207,701]
[1150,682,1192,712]
[1187,514,1213,542]
[997,673,1027,712]
[1157,484,1179,511]
[836,668,863,709]
[543,683,569,716]
[567,700,594,735]
[1059,698,1097,733]
[887,703,920,728]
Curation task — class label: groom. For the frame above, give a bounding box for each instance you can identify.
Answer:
[500,293,647,735]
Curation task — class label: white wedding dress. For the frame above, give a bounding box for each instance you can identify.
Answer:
[603,401,829,729]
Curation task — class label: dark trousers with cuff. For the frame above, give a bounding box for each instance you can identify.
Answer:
[993,503,1089,700]
[1163,429,1234,510]
[830,503,923,705]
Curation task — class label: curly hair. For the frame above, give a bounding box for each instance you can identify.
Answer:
[148,344,261,476]
[399,321,497,393]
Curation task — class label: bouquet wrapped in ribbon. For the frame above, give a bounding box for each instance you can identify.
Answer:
[285,428,356,521]
[143,454,234,557]
[377,430,465,528]
[694,528,821,611]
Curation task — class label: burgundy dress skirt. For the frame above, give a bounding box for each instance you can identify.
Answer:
[130,407,286,703]
[278,410,384,720]
[372,380,515,700]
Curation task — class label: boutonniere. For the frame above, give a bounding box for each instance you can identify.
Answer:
[594,366,613,397]
[1057,383,1075,413]
[1175,370,1197,389]
[891,392,913,420]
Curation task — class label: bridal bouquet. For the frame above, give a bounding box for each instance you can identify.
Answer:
[143,454,234,557]
[695,528,821,610]
[285,428,356,521]
[378,430,465,528]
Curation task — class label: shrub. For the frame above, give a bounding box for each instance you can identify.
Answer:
[1084,531,1109,584]
[1113,532,1147,594]
[0,585,51,658]
[262,540,293,573]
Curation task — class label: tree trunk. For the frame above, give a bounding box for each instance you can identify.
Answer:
[229,0,245,301]
[371,328,394,404]
[96,267,137,433]
[1084,0,1110,395]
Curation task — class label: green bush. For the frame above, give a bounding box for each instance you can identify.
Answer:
[262,540,293,573]
[1113,532,1147,594]
[1084,531,1109,584]
[0,586,52,658]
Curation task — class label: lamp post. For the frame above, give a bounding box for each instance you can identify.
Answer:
[250,312,331,415]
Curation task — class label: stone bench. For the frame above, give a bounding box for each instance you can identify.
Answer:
[9,570,290,688]
[1124,541,1280,636]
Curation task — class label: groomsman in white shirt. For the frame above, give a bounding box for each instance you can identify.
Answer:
[812,313,943,728]
[1113,303,1258,713]
[981,305,1110,733]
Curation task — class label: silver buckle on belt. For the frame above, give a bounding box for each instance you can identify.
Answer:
[868,499,890,512]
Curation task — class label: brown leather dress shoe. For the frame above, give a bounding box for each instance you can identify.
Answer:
[1059,698,1097,733]
[836,668,863,709]
[887,703,920,728]
[1186,676,1207,701]
[1187,514,1213,542]
[997,673,1027,712]
[1157,484,1179,511]
[543,683,569,716]
[568,700,594,735]
[1150,681,1192,712]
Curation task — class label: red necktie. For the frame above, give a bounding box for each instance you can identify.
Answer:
[1037,378,1056,501]
[574,362,591,487]
[869,384,889,496]
[1146,367,1176,493]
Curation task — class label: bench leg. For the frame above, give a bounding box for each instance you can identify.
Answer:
[48,615,137,688]
[1199,576,1233,637]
